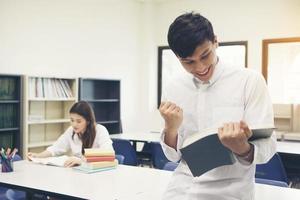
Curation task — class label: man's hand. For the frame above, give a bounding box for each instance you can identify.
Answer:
[218,121,252,156]
[159,101,183,149]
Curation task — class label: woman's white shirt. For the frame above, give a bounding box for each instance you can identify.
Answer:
[47,124,114,157]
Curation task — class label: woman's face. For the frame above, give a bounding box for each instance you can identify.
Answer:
[70,113,88,134]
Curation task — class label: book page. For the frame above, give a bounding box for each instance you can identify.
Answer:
[182,127,275,148]
[29,155,69,167]
[182,128,217,148]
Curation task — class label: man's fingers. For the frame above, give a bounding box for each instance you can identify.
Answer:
[160,101,182,115]
[223,123,229,133]
[240,121,252,138]
[233,122,240,136]
[159,101,166,110]
[159,101,174,111]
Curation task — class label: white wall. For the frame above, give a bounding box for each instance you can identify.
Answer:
[152,0,300,70]
[142,0,300,130]
[1,0,300,132]
[0,0,147,132]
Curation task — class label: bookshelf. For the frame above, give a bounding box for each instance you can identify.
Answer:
[23,76,78,157]
[0,74,22,155]
[274,104,293,132]
[79,78,121,134]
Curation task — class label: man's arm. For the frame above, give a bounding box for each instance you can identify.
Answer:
[243,72,276,164]
[159,101,183,150]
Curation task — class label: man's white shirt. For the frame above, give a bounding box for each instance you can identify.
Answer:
[161,60,276,200]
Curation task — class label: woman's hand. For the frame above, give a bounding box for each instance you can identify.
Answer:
[27,150,52,161]
[27,152,39,161]
[64,156,82,167]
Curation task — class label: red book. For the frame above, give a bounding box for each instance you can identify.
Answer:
[85,156,115,162]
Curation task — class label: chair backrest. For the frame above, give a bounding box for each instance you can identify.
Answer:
[150,142,170,169]
[0,154,22,164]
[12,154,22,162]
[255,178,289,187]
[115,154,125,165]
[163,161,179,171]
[255,153,288,184]
[0,187,7,199]
[112,139,137,166]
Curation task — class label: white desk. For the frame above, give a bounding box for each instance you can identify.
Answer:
[277,141,300,155]
[1,161,300,199]
[0,161,171,200]
[255,183,300,199]
[110,132,161,143]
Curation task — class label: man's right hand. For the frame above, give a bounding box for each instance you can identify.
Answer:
[159,101,183,148]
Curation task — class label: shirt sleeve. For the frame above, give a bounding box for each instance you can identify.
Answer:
[159,83,184,162]
[94,124,114,152]
[160,129,184,162]
[46,127,72,156]
[243,71,276,164]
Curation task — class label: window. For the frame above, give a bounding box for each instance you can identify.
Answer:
[216,41,248,68]
[262,38,300,104]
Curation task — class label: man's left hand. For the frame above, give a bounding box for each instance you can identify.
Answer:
[218,121,252,156]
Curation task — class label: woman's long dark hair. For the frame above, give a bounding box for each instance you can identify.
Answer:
[70,101,96,155]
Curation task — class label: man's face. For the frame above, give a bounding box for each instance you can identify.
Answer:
[178,39,218,82]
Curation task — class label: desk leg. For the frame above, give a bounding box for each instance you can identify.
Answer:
[132,141,137,151]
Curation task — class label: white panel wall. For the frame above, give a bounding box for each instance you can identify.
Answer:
[1,0,300,132]
[0,0,145,132]
[142,0,300,131]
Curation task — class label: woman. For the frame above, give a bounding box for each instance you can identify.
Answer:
[28,101,114,167]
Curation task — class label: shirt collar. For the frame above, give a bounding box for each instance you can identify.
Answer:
[193,57,224,89]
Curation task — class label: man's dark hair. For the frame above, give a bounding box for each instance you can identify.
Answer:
[167,12,215,58]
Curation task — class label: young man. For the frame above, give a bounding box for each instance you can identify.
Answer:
[159,12,276,200]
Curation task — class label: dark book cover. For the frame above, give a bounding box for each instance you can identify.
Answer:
[180,128,274,177]
[180,134,235,177]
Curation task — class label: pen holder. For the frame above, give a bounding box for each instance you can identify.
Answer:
[1,157,13,173]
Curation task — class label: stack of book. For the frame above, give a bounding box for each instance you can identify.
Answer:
[73,149,118,173]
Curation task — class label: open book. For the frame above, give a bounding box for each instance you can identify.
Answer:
[180,127,275,177]
[28,155,69,167]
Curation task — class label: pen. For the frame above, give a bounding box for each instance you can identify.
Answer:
[10,148,18,159]
[0,148,7,159]
[6,148,11,157]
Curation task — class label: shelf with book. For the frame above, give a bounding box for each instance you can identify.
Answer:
[28,98,77,101]
[79,78,121,134]
[23,76,78,157]
[274,104,293,131]
[0,127,19,132]
[0,100,20,104]
[0,74,22,154]
[85,99,119,103]
[28,140,57,148]
[28,119,70,125]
